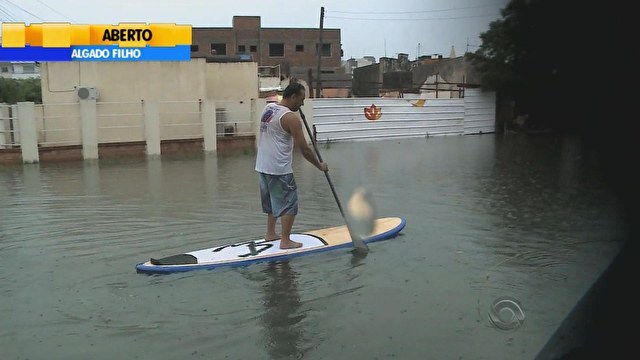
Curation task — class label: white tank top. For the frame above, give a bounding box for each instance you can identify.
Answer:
[255,103,294,175]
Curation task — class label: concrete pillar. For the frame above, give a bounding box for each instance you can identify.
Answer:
[79,99,98,160]
[201,99,217,152]
[11,104,19,145]
[143,100,161,156]
[17,102,39,163]
[0,104,8,148]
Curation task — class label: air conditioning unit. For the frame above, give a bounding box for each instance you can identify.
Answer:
[76,86,99,101]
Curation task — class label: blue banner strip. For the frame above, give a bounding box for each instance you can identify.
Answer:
[0,45,190,62]
[0,46,70,61]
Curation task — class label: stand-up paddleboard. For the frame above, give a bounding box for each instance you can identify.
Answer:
[136,217,406,274]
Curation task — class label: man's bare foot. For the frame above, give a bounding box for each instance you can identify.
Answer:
[265,234,280,241]
[279,239,303,249]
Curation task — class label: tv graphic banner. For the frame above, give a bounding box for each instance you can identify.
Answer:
[0,23,192,61]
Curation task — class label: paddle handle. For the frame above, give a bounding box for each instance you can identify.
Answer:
[298,108,345,218]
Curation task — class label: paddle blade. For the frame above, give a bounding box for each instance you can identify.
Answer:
[346,186,376,251]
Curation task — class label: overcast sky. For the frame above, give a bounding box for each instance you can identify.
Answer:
[1,0,509,60]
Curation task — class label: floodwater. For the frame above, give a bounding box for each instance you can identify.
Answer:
[0,134,626,359]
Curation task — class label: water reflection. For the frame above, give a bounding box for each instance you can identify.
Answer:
[349,247,369,267]
[147,156,163,202]
[22,163,41,195]
[83,160,100,195]
[260,261,304,359]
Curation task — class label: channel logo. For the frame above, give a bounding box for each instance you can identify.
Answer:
[0,22,192,61]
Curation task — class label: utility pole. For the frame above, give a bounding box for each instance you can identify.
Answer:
[308,68,314,97]
[315,6,324,98]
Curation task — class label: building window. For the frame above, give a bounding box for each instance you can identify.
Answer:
[23,64,35,72]
[296,44,304,52]
[250,45,257,52]
[190,44,199,52]
[1,67,8,73]
[317,43,331,57]
[238,45,246,53]
[210,43,227,55]
[269,43,284,57]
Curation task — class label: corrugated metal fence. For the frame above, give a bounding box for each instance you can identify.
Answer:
[312,88,495,142]
[463,88,496,135]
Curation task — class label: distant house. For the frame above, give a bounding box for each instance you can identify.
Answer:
[342,56,376,74]
[0,61,40,79]
[352,53,479,98]
[192,16,343,88]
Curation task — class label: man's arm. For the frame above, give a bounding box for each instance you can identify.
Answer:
[281,112,328,171]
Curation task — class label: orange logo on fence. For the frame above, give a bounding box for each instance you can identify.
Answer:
[364,104,381,120]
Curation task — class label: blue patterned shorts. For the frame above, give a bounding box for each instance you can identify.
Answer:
[258,172,298,217]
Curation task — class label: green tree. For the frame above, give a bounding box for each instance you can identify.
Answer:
[466,0,569,131]
[465,0,626,133]
[0,78,42,104]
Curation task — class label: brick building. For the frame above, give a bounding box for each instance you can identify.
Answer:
[192,16,342,83]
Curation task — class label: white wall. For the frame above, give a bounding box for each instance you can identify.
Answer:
[38,59,259,145]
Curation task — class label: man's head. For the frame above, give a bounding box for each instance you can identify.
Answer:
[281,82,305,112]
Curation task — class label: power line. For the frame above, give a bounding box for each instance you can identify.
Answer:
[328,2,505,15]
[0,4,18,21]
[35,0,76,22]
[1,0,44,21]
[325,13,501,21]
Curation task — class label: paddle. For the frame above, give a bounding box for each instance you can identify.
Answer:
[298,108,369,252]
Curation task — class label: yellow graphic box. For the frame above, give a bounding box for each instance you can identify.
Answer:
[1,23,192,48]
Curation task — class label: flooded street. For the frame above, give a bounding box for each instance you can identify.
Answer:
[0,134,626,359]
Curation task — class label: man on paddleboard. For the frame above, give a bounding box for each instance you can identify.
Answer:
[255,82,328,249]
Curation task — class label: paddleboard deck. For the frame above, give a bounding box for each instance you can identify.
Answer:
[135,217,406,274]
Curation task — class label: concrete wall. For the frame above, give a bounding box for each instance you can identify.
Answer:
[205,62,258,100]
[40,60,207,146]
[38,59,259,145]
[205,62,259,137]
[41,60,208,104]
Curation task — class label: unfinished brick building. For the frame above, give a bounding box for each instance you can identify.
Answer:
[192,16,343,83]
